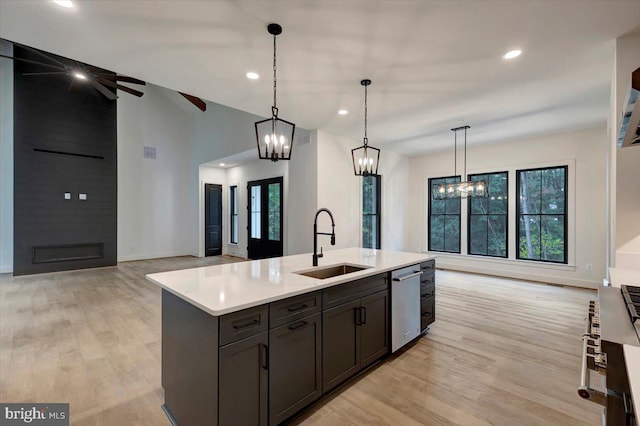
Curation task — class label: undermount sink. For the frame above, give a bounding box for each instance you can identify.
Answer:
[295,263,371,280]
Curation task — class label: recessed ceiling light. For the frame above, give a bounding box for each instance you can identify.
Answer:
[246,72,259,80]
[73,72,87,80]
[52,0,74,7]
[219,163,225,166]
[503,49,522,60]
[338,109,348,115]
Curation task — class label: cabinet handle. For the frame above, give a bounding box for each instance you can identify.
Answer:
[422,312,432,318]
[360,307,367,325]
[287,303,308,312]
[354,307,361,326]
[232,318,260,330]
[287,320,308,331]
[261,344,268,370]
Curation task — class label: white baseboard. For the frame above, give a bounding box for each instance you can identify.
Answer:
[117,251,193,262]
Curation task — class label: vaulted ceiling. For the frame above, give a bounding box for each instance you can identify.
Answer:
[1,1,639,154]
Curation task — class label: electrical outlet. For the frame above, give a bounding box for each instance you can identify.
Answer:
[586,263,593,271]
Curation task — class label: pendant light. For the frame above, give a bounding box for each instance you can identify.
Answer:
[255,23,295,162]
[432,125,487,199]
[351,79,380,176]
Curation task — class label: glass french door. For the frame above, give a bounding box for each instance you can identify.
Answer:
[247,177,283,259]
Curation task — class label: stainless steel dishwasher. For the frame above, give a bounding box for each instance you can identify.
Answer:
[391,264,422,352]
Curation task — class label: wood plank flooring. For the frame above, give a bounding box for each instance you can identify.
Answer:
[0,257,601,425]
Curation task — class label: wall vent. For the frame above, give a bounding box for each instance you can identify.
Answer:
[144,146,157,159]
[33,243,104,264]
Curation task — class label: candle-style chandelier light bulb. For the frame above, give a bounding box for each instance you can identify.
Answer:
[254,23,296,162]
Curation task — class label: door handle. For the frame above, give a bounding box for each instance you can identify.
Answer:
[232,318,260,330]
[392,271,423,281]
[287,304,308,312]
[360,307,367,325]
[261,344,268,370]
[287,320,308,331]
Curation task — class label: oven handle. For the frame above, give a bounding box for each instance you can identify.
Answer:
[578,315,606,406]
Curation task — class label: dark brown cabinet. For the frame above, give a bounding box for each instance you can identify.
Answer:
[419,260,436,332]
[219,332,268,426]
[322,274,389,392]
[269,313,322,425]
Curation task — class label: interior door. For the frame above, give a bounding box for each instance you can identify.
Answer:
[247,177,283,260]
[205,183,222,256]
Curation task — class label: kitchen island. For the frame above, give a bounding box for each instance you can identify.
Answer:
[147,248,436,426]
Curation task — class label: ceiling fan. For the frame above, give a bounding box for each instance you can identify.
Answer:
[0,43,145,100]
[0,43,208,111]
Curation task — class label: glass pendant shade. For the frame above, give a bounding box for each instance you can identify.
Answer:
[255,23,295,162]
[431,180,487,199]
[431,125,487,199]
[352,79,381,176]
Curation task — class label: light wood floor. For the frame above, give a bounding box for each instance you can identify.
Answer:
[0,257,601,425]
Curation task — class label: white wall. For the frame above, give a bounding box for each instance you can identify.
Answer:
[613,30,640,255]
[224,159,289,258]
[117,84,192,261]
[287,130,318,255]
[198,165,227,257]
[379,149,409,251]
[0,40,12,273]
[316,130,361,249]
[409,126,607,288]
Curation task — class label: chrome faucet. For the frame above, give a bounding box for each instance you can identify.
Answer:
[313,208,336,266]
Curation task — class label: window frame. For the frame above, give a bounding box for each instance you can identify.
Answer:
[466,171,509,259]
[229,185,238,244]
[515,165,568,264]
[428,175,462,254]
[362,174,381,249]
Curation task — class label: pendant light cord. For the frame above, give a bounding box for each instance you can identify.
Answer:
[273,34,277,109]
[364,83,368,145]
[454,129,457,177]
[464,126,467,181]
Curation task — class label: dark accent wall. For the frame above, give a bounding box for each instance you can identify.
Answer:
[13,45,117,275]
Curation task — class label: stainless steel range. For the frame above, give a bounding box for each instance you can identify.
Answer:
[579,285,639,425]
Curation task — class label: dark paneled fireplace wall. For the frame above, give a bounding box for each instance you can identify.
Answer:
[13,44,117,275]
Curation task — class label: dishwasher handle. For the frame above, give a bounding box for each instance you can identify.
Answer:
[392,270,423,282]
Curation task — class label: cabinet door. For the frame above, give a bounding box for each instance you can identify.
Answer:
[219,332,268,426]
[360,290,389,368]
[322,300,361,392]
[269,313,322,425]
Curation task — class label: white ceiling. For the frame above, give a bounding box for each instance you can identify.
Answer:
[1,0,639,155]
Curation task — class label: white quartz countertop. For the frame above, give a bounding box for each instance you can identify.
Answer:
[146,248,435,316]
[624,345,640,420]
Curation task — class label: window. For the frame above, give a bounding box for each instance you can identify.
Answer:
[428,176,461,253]
[230,185,238,244]
[362,175,381,249]
[468,172,508,257]
[516,166,567,263]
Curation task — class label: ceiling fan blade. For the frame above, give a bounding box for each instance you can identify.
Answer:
[17,44,69,69]
[88,78,117,100]
[95,74,146,85]
[68,77,83,93]
[179,92,207,112]
[23,71,69,76]
[0,53,65,71]
[96,77,144,97]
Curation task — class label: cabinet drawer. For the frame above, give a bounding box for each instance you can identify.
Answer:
[420,271,435,285]
[322,274,387,310]
[420,260,435,271]
[420,282,435,299]
[420,296,435,330]
[269,291,321,329]
[220,305,269,346]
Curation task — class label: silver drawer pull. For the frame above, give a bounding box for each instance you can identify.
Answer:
[392,271,423,282]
